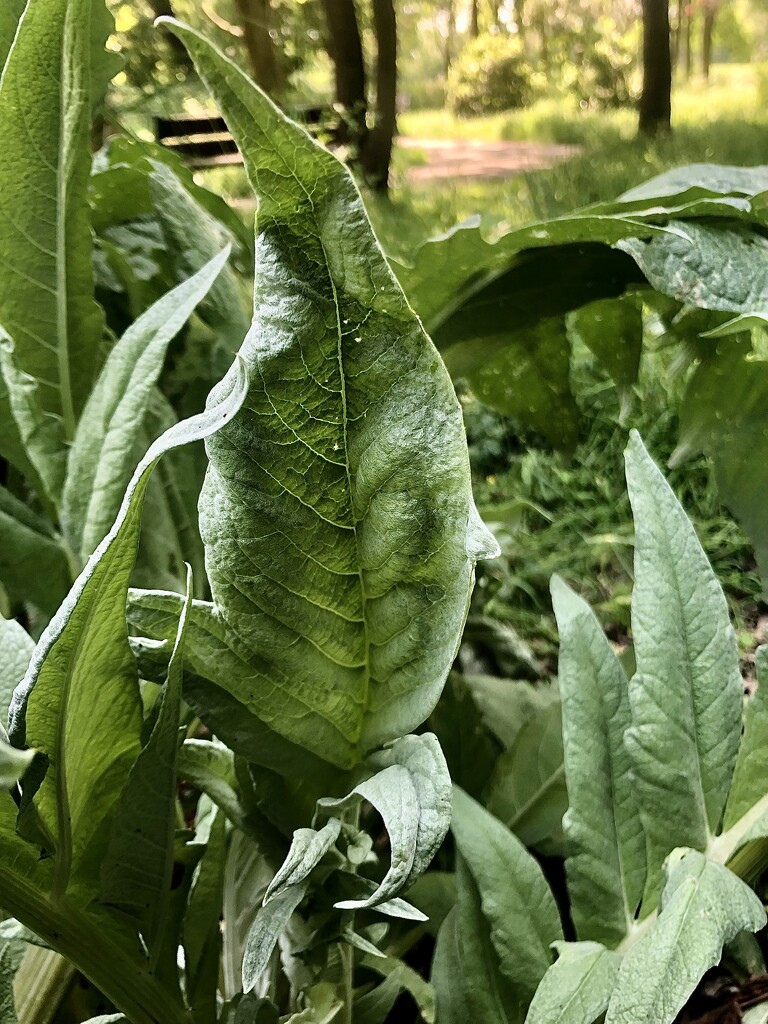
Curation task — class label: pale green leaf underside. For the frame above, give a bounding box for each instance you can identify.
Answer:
[623,431,742,906]
[63,249,231,561]
[242,882,307,994]
[450,786,562,1005]
[161,19,497,769]
[264,818,341,904]
[605,850,765,1024]
[551,576,645,946]
[0,737,34,787]
[524,941,621,1024]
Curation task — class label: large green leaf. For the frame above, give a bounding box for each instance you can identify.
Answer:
[8,359,247,901]
[605,850,765,1024]
[0,0,109,454]
[623,432,743,905]
[524,941,621,1024]
[551,576,645,945]
[62,248,232,561]
[450,786,562,1007]
[154,19,497,769]
[431,909,471,1024]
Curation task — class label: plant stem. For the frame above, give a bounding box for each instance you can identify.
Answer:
[340,941,354,1024]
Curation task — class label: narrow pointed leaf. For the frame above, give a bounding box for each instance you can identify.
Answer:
[184,806,226,1021]
[0,0,109,447]
[102,565,192,961]
[455,854,522,1023]
[8,359,247,901]
[451,786,563,1005]
[177,738,252,834]
[624,431,743,905]
[524,942,621,1024]
[242,882,307,994]
[724,646,768,829]
[63,249,232,560]
[606,850,765,1024]
[324,765,421,909]
[264,819,341,904]
[551,575,645,945]
[158,18,497,768]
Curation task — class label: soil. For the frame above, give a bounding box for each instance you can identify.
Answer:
[399,137,580,182]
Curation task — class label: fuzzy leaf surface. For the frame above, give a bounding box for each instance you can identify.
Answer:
[63,250,231,560]
[524,941,621,1024]
[623,431,742,905]
[451,786,562,1006]
[551,576,645,945]
[161,18,496,768]
[606,850,765,1024]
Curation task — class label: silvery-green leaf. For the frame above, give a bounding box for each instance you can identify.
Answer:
[101,566,192,964]
[623,431,742,905]
[242,883,307,994]
[264,819,341,904]
[331,875,427,922]
[606,850,765,1024]
[455,853,521,1022]
[8,359,247,901]
[724,646,768,829]
[223,832,274,1000]
[744,1005,768,1024]
[451,786,562,1006]
[368,733,451,887]
[158,18,497,769]
[0,0,109,455]
[62,249,232,560]
[431,909,471,1024]
[551,576,645,945]
[322,765,420,910]
[524,941,621,1024]
[0,616,33,724]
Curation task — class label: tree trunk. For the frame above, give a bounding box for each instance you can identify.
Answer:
[638,0,672,136]
[671,0,684,69]
[232,0,285,95]
[322,0,367,143]
[684,3,693,79]
[444,0,456,75]
[702,1,716,79]
[361,0,398,192]
[470,0,480,37]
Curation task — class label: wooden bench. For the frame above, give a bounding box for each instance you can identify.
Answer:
[155,106,334,168]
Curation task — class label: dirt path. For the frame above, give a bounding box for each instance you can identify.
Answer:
[399,137,580,182]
